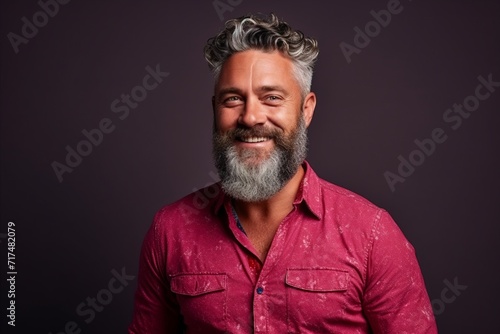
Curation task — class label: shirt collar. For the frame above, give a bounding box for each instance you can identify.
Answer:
[293,160,322,220]
[212,160,322,220]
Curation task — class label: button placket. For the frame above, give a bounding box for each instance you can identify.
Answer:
[253,277,269,332]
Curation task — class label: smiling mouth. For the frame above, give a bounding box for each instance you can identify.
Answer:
[238,136,271,143]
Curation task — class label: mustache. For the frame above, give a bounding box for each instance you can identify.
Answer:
[225,125,283,140]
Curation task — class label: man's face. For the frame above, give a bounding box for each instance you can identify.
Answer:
[213,50,312,162]
[212,50,316,202]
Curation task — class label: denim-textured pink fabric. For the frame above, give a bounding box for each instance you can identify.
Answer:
[129,162,437,333]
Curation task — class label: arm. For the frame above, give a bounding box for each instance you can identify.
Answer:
[129,214,183,333]
[363,210,438,333]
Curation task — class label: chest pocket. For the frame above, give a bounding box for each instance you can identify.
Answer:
[170,273,227,332]
[285,268,350,333]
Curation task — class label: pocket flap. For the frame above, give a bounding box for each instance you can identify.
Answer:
[170,273,227,296]
[285,268,349,292]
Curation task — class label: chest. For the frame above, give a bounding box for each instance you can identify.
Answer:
[166,217,369,333]
[241,219,282,261]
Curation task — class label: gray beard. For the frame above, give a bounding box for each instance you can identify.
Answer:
[212,117,308,202]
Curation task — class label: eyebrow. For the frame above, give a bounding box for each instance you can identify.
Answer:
[216,87,243,99]
[257,85,289,95]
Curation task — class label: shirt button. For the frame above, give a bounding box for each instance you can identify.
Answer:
[256,287,264,294]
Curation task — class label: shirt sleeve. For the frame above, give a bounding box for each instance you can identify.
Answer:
[362,210,438,334]
[128,212,183,333]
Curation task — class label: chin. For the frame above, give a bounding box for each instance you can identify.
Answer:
[236,148,273,166]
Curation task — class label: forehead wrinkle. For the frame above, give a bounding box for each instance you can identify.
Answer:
[250,54,294,96]
[217,50,297,98]
[216,52,256,96]
[248,57,256,95]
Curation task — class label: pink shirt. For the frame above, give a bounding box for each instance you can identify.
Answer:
[129,162,437,333]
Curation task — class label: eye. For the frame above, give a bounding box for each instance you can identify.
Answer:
[222,96,243,107]
[224,96,242,103]
[264,95,283,105]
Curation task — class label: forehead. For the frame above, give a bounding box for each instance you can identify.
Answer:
[216,50,297,90]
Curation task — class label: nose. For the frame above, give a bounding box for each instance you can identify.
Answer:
[238,96,266,127]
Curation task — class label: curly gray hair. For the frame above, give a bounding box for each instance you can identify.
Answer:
[204,13,319,97]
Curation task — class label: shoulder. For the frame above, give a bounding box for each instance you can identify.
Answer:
[303,161,383,217]
[310,175,402,242]
[317,178,410,252]
[319,178,380,209]
[152,182,223,230]
[316,176,386,219]
[301,162,393,235]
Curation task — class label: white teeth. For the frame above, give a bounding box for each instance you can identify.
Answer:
[241,136,269,143]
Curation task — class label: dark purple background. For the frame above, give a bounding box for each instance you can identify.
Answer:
[1,0,499,333]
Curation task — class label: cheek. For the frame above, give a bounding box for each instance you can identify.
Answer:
[216,110,239,131]
[267,109,301,133]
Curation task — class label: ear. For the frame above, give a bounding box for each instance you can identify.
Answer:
[302,92,316,127]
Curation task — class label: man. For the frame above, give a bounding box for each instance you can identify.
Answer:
[129,14,437,333]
